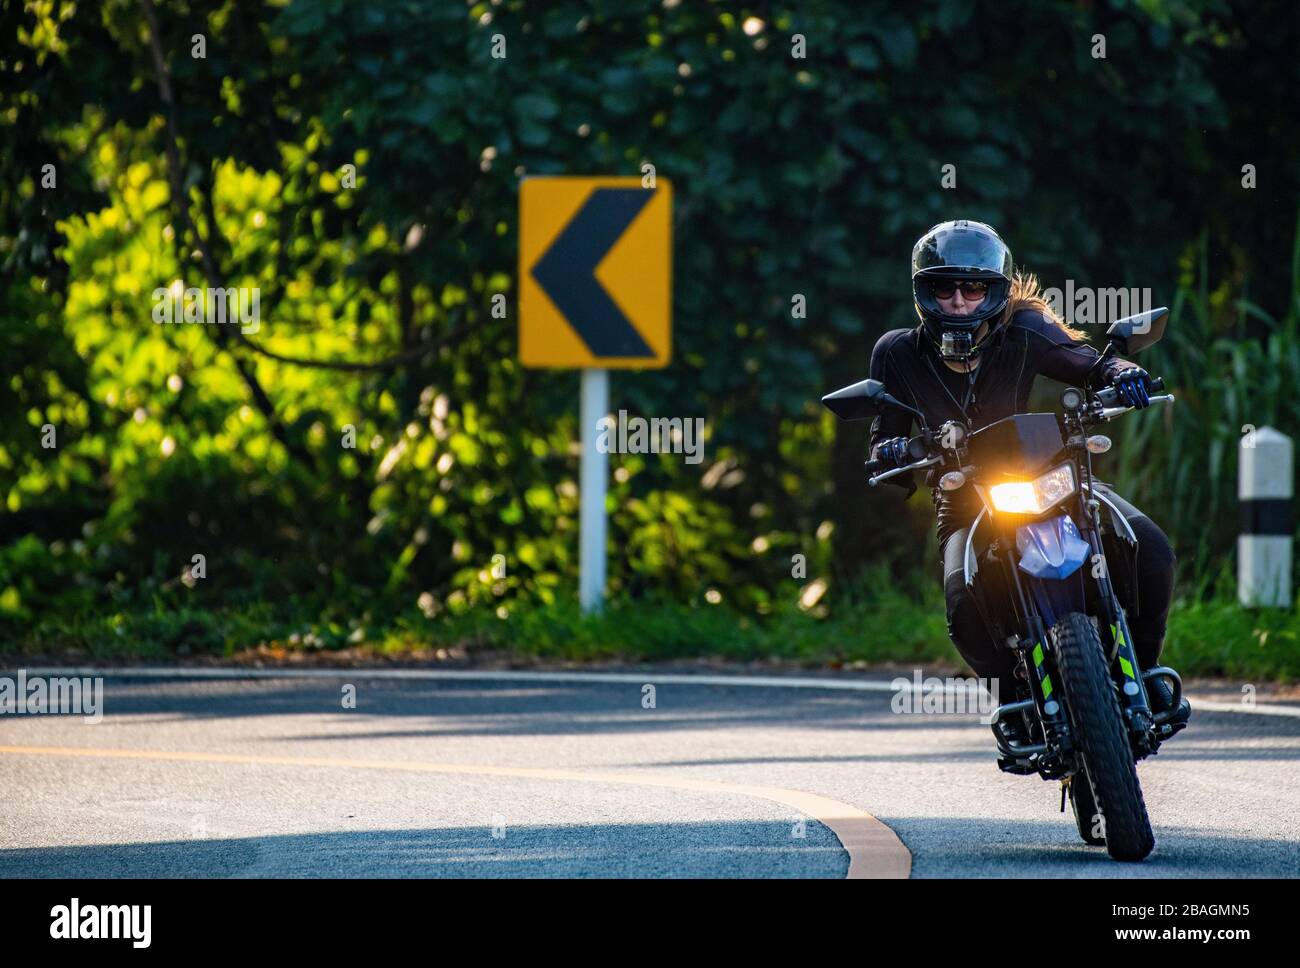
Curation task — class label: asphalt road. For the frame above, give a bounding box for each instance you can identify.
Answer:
[2,668,1298,878]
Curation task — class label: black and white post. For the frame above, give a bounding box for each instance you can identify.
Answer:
[1238,426,1293,607]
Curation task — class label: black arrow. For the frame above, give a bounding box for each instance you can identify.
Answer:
[531,187,657,358]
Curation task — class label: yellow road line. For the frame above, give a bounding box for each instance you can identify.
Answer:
[0,744,910,879]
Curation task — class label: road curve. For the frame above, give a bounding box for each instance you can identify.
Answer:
[1,667,1297,878]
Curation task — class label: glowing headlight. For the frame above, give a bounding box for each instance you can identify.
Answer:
[989,464,1077,515]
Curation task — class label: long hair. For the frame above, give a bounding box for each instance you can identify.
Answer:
[998,269,1088,341]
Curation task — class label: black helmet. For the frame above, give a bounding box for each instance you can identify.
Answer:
[911,220,1013,362]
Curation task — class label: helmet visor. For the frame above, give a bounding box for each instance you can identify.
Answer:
[912,226,1012,277]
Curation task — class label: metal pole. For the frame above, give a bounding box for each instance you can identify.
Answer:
[1238,426,1293,607]
[580,368,609,612]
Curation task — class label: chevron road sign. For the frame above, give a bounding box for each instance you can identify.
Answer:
[517,176,674,614]
[519,176,671,368]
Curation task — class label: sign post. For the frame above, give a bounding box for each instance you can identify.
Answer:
[519,176,672,613]
[579,368,609,612]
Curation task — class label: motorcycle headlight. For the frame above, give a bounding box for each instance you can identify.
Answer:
[989,464,1077,515]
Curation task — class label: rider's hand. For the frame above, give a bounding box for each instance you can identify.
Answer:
[873,436,911,468]
[1112,366,1152,409]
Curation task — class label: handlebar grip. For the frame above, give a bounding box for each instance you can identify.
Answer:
[1097,375,1165,407]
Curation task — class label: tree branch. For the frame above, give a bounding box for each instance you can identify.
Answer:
[140,0,315,470]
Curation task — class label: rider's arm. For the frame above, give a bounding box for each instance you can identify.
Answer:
[1019,310,1142,389]
[866,332,915,462]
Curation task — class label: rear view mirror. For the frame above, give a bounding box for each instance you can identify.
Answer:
[822,378,923,424]
[1106,307,1168,355]
[821,378,887,421]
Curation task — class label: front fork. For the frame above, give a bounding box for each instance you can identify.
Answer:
[990,547,1072,766]
[991,501,1178,766]
[1079,494,1169,755]
[1075,447,1182,753]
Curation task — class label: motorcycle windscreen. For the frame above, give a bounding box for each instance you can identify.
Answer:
[968,413,1065,480]
[1016,514,1091,580]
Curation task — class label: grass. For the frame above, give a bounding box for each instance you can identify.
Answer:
[1166,598,1300,682]
[5,596,952,667]
[5,582,1298,683]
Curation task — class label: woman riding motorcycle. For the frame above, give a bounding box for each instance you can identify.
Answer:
[868,220,1190,731]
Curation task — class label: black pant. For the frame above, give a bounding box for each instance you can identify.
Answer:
[939,484,1176,701]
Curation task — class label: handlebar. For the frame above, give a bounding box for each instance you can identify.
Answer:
[1096,393,1174,421]
[867,455,941,487]
[864,377,1173,488]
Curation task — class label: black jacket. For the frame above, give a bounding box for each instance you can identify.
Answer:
[866,309,1139,536]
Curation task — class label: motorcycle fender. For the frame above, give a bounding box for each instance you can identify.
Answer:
[1016,514,1091,581]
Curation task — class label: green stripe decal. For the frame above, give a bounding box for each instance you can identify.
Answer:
[1032,642,1050,697]
[1111,624,1135,679]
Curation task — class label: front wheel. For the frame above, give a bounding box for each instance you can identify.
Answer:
[1052,612,1155,861]
[1067,771,1106,846]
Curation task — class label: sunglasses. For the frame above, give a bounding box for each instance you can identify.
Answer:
[931,280,989,300]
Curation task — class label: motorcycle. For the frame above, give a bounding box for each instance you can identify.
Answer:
[822,308,1187,861]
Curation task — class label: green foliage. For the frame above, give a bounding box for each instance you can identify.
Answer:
[1107,211,1300,593]
[1166,596,1300,682]
[9,574,953,668]
[13,580,1299,684]
[1,0,1297,674]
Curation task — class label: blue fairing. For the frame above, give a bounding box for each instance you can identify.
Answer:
[1016,514,1090,580]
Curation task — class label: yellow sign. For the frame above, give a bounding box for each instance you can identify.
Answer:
[519,176,671,368]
